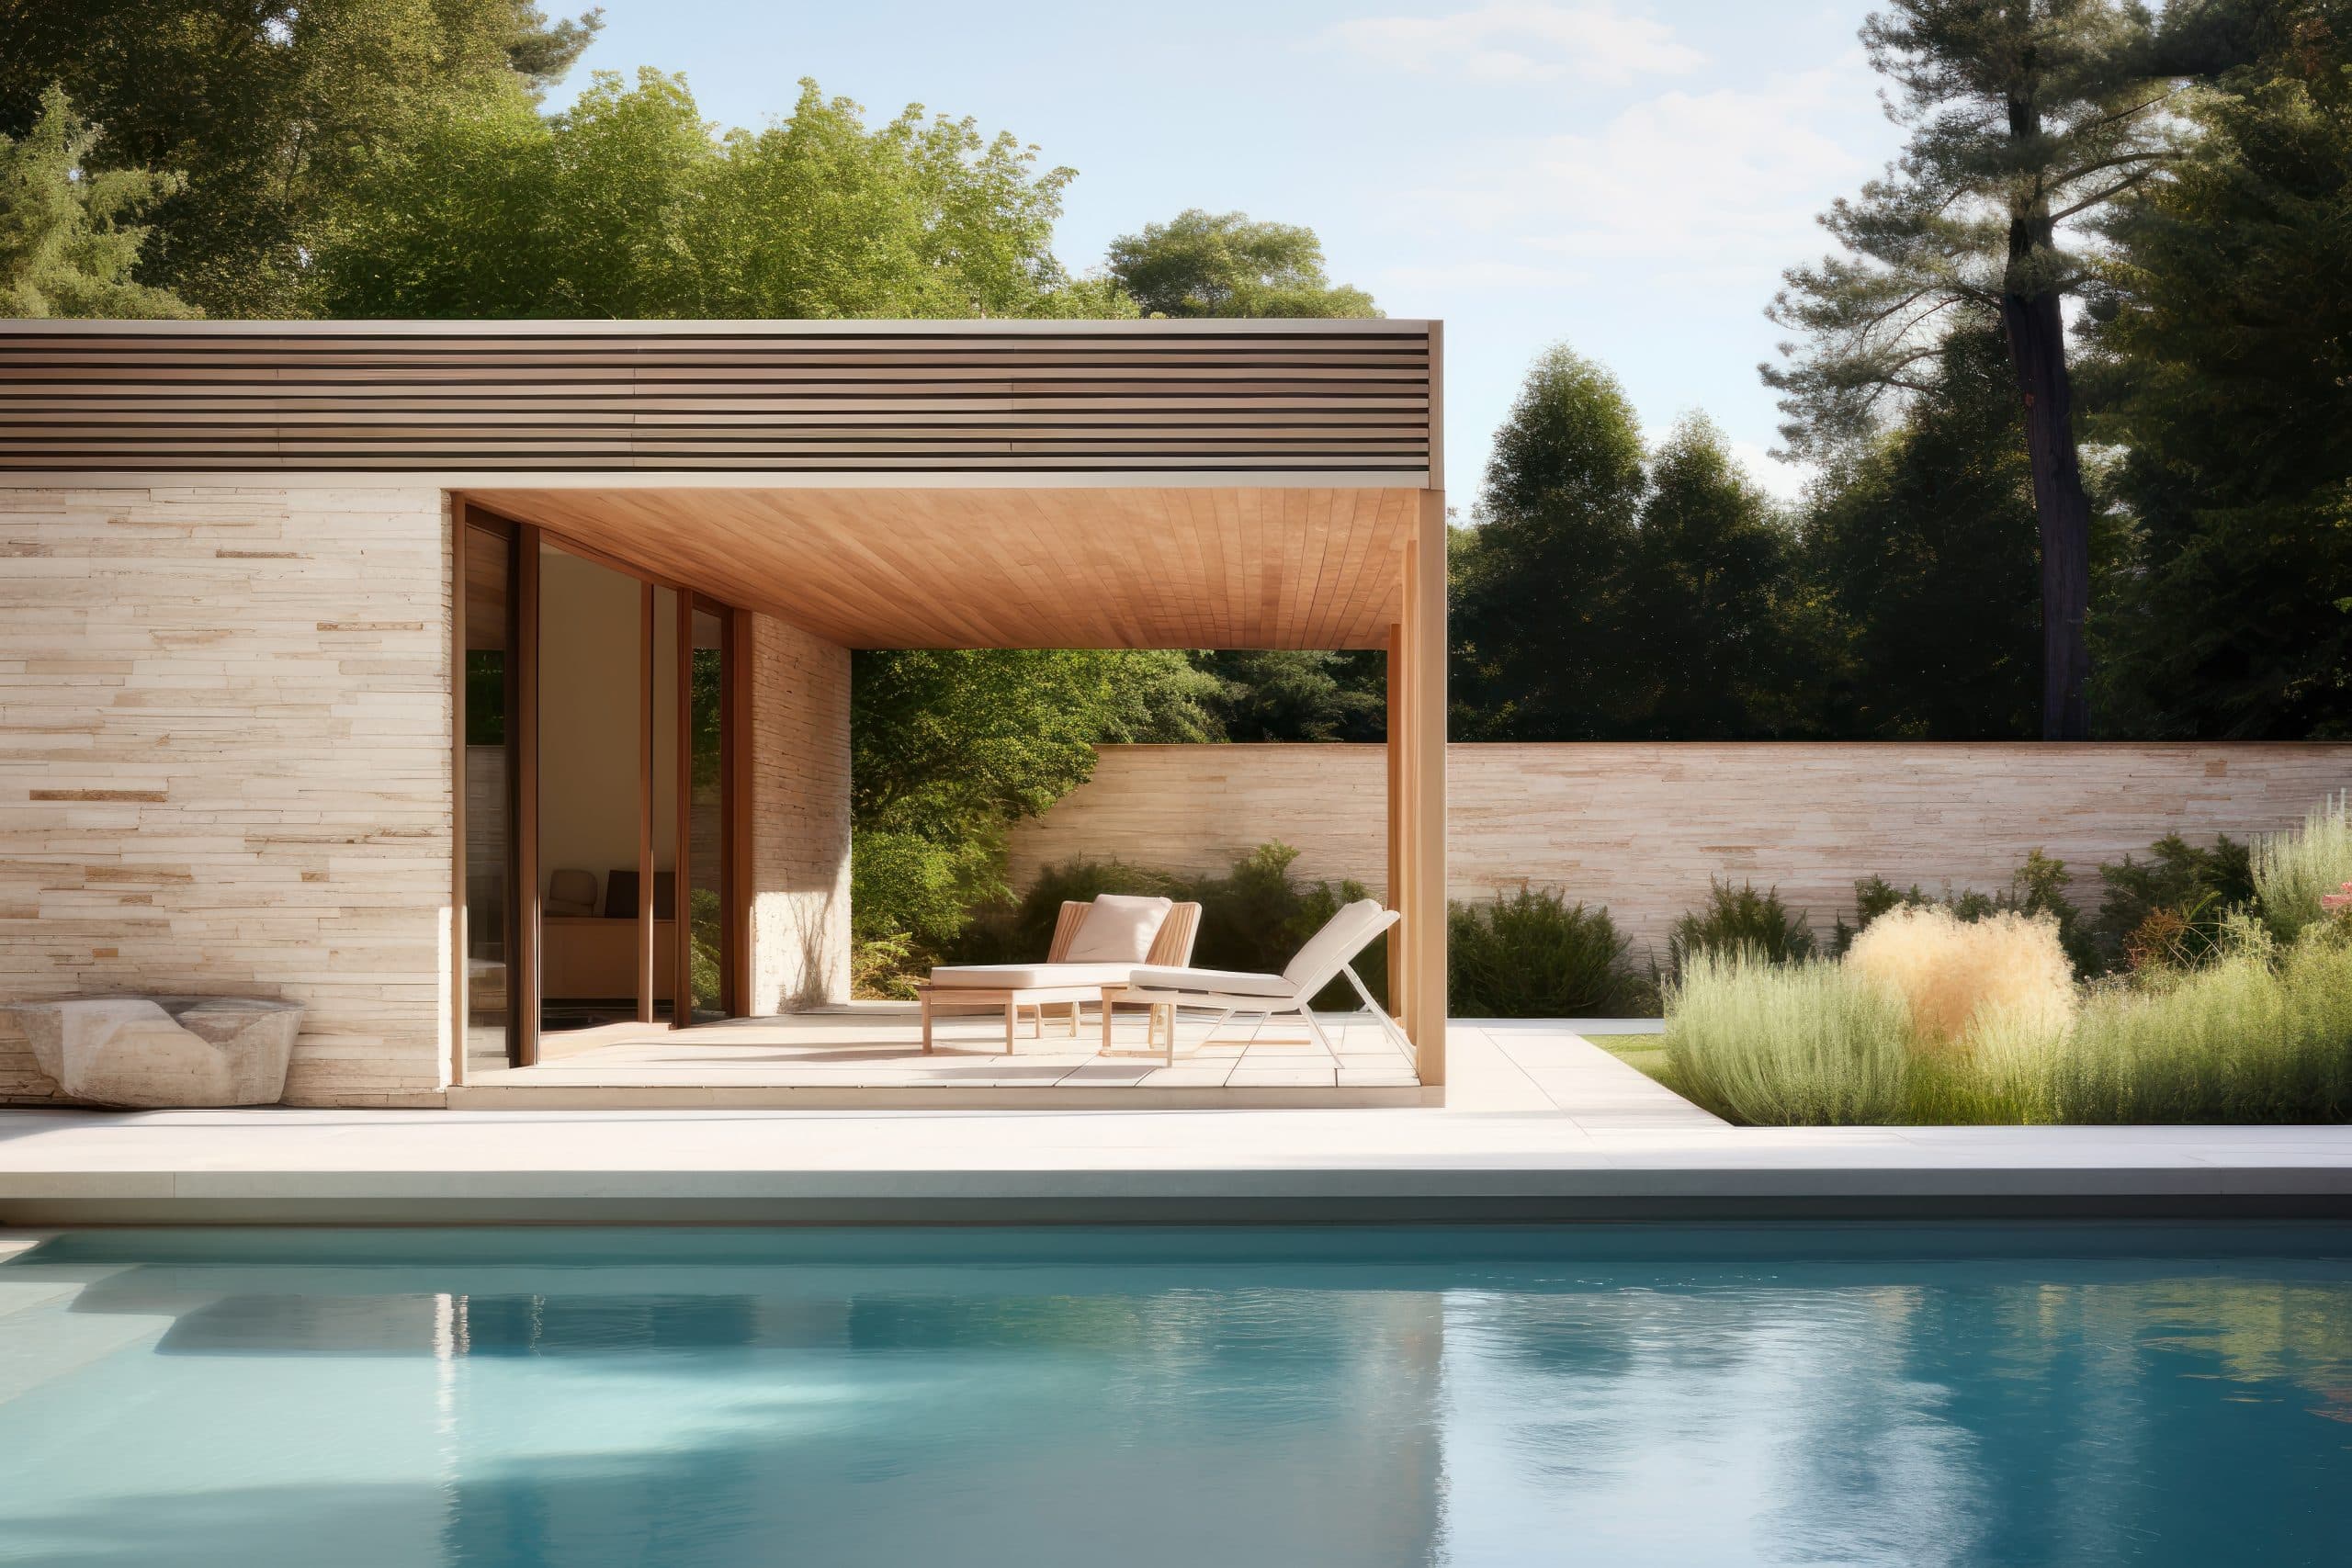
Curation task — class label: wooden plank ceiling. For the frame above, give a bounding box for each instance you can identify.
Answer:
[0,322,1431,476]
[466,486,1415,649]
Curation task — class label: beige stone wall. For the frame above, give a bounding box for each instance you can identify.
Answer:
[0,484,454,1105]
[1007,742,2352,963]
[745,613,852,1010]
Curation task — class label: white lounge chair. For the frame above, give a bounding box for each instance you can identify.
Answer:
[919,895,1201,1054]
[1101,897,1412,1066]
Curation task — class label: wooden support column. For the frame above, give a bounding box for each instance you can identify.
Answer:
[636,581,656,1022]
[449,502,469,1089]
[1385,628,1407,1022]
[1396,489,1449,1086]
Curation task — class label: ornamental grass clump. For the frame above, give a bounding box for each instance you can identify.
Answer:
[1845,905,2076,1045]
[1665,949,1911,1125]
[2255,792,2352,942]
[2058,922,2352,1122]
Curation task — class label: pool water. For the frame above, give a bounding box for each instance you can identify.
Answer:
[3,1226,2350,1567]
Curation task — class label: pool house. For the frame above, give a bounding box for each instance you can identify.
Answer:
[0,318,1449,1108]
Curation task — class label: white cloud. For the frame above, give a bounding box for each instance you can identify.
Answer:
[1324,3,1703,86]
[1408,65,1881,288]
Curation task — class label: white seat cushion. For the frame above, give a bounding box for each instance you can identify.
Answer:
[1062,894,1174,963]
[925,962,1137,990]
[1125,965,1297,1000]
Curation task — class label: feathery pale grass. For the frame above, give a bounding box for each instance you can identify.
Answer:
[1845,905,2076,1045]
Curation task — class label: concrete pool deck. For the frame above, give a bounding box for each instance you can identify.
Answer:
[3,1025,2351,1224]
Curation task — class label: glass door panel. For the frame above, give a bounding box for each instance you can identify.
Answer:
[461,522,517,1070]
[687,603,729,1022]
[536,542,645,1035]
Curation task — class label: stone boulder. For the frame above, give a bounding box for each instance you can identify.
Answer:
[8,995,302,1108]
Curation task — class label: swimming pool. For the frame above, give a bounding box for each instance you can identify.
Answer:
[3,1225,2348,1566]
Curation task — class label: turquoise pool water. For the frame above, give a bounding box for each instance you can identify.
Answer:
[3,1225,2350,1566]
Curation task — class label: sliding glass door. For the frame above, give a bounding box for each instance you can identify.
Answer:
[454,507,741,1073]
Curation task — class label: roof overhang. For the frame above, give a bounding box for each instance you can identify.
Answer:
[3,317,1442,649]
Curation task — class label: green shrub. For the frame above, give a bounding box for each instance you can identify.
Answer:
[1448,890,1652,1018]
[848,827,1003,996]
[1665,950,1912,1124]
[2095,833,2256,972]
[2255,792,2352,943]
[1667,880,1815,974]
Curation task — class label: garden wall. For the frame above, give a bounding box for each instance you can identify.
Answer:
[1005,743,2352,963]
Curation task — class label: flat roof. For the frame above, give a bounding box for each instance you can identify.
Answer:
[0,318,1440,481]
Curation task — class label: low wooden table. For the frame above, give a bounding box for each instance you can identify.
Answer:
[917,984,1097,1055]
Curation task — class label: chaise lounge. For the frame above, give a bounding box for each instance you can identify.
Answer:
[1102,897,1411,1067]
[919,894,1201,1054]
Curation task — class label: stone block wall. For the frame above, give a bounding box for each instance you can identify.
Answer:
[0,484,455,1105]
[746,612,853,1010]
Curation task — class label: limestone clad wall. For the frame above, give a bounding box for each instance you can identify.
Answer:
[745,612,853,1011]
[0,484,455,1105]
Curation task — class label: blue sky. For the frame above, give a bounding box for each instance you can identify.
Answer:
[554,1,1904,502]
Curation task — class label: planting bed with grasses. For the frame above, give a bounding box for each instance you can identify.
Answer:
[1661,795,2352,1125]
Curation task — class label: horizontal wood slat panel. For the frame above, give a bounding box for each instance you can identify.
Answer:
[0,323,1435,475]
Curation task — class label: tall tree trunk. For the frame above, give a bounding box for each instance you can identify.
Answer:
[2001,65,2095,742]
[2000,285,2094,740]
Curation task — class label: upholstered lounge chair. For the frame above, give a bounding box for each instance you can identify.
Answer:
[1102,897,1408,1066]
[919,895,1201,1054]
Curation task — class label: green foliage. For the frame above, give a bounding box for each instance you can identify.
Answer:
[1190,649,1385,742]
[1106,209,1376,319]
[2056,923,2352,1122]
[322,71,1101,320]
[847,649,1216,973]
[1666,950,1914,1124]
[2093,37,2352,737]
[1454,350,1826,741]
[1619,416,1820,739]
[0,86,193,318]
[2254,791,2352,943]
[1450,346,1650,740]
[1447,890,1652,1019]
[2095,832,2256,970]
[1763,0,2172,453]
[1667,881,1817,974]
[1837,849,2100,976]
[1795,330,2043,738]
[0,0,597,315]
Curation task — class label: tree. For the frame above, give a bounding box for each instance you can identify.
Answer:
[1105,209,1378,318]
[0,0,602,315]
[2093,12,2352,736]
[1449,345,1649,739]
[1620,415,1818,739]
[1798,329,2046,738]
[319,71,1112,321]
[0,86,194,317]
[1765,0,2189,739]
[848,649,1216,960]
[1193,649,1386,741]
